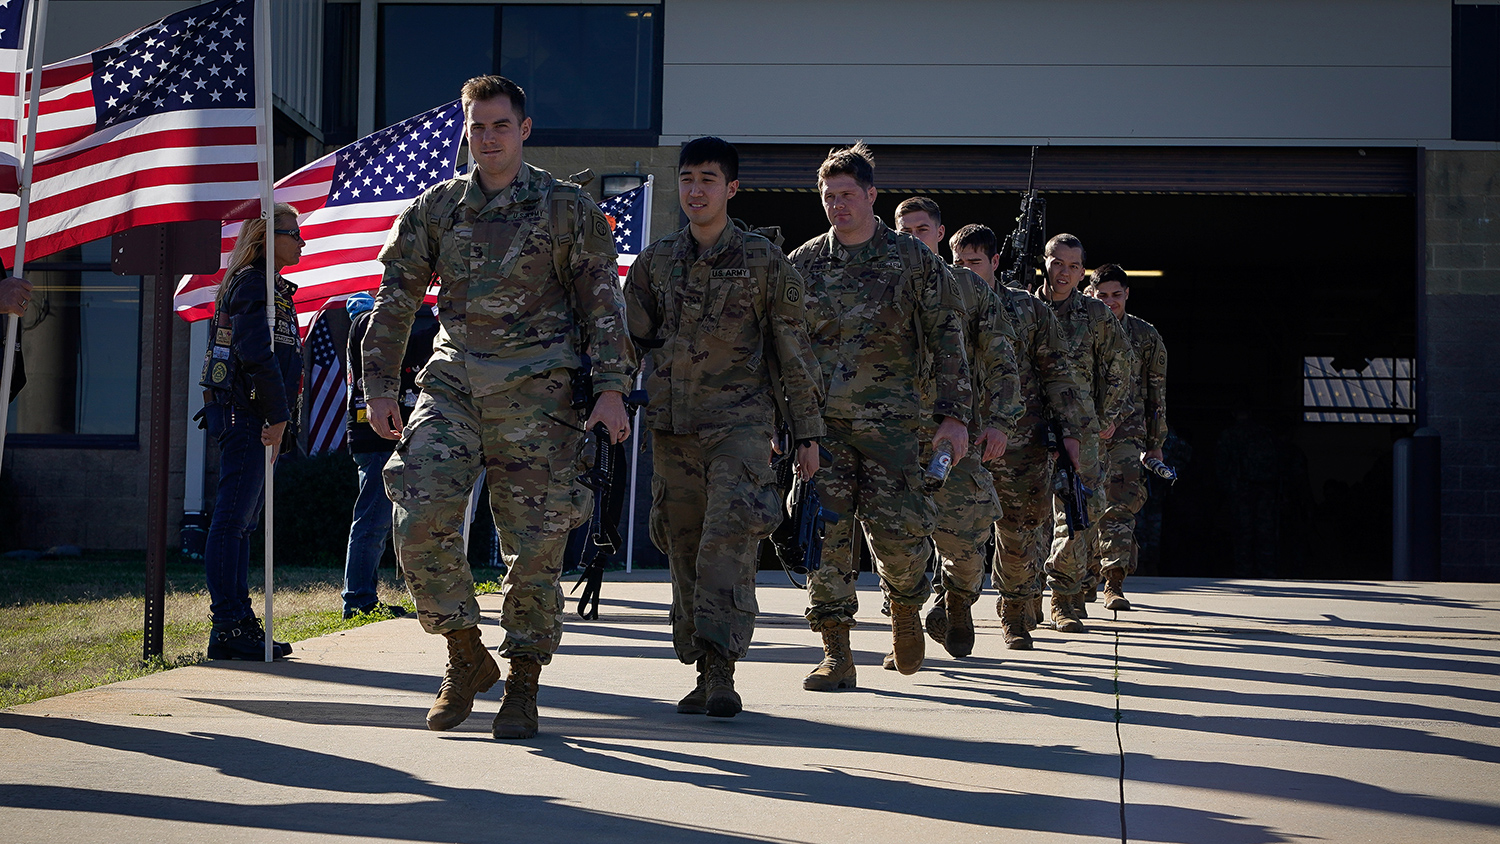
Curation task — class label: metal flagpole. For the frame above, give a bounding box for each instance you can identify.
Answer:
[0,0,48,476]
[623,175,652,574]
[256,0,276,662]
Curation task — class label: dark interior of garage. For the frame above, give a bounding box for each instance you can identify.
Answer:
[727,174,1418,580]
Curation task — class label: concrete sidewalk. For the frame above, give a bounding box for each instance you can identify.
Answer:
[2,575,1498,843]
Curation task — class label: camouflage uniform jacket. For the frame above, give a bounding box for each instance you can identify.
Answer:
[365,163,635,401]
[1000,284,1090,444]
[948,264,1022,437]
[789,220,971,424]
[1117,312,1168,449]
[1035,285,1134,433]
[625,222,826,441]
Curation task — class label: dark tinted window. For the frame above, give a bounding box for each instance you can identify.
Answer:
[378,4,499,129]
[5,240,141,442]
[500,5,657,135]
[1453,5,1500,141]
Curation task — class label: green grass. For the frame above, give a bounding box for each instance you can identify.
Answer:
[0,551,413,709]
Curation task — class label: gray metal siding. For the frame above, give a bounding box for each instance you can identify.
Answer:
[662,0,1452,146]
[273,0,325,132]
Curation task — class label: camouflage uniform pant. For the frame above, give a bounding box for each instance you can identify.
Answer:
[932,450,1003,603]
[383,371,588,664]
[650,424,781,663]
[989,440,1053,600]
[1097,437,1146,576]
[1045,431,1104,596]
[805,416,935,628]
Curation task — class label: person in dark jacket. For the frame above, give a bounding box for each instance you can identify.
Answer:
[198,203,304,660]
[341,291,437,618]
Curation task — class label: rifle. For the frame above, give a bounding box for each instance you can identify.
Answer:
[1047,422,1092,538]
[570,387,648,620]
[999,146,1047,290]
[767,436,840,589]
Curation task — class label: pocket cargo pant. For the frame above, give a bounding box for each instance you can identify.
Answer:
[989,441,1053,601]
[383,371,588,664]
[1097,437,1147,576]
[650,424,782,663]
[932,449,1003,603]
[805,417,935,628]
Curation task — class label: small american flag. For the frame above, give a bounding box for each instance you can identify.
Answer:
[0,0,260,264]
[598,178,652,280]
[0,0,31,194]
[305,313,347,456]
[175,99,465,334]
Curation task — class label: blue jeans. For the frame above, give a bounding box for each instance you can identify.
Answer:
[343,450,395,612]
[204,403,265,624]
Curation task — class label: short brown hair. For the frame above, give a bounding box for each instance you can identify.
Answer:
[950,224,998,259]
[1087,263,1129,291]
[461,75,526,121]
[895,196,941,226]
[1045,232,1085,262]
[818,142,875,189]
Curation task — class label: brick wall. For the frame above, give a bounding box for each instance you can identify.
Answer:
[1425,150,1500,581]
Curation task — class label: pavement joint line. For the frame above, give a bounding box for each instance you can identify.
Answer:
[1113,614,1128,844]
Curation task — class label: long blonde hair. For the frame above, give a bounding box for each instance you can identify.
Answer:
[219,202,300,307]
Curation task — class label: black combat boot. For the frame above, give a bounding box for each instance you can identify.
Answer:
[207,619,279,660]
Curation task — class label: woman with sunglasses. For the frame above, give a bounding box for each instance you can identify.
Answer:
[196,203,304,659]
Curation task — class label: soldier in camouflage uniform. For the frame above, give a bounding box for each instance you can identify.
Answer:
[1088,264,1167,610]
[951,224,1089,649]
[1034,234,1133,633]
[625,138,825,718]
[892,199,1021,661]
[364,76,636,740]
[790,144,973,689]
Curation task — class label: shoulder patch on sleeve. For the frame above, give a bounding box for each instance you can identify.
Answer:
[581,202,616,256]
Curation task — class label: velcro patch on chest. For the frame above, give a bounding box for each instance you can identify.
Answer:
[710,268,750,279]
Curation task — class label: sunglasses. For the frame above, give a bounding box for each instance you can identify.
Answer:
[274,228,304,242]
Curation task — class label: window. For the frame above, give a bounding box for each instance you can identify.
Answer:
[1303,356,1414,424]
[376,3,659,144]
[4,240,141,445]
[1453,4,1500,142]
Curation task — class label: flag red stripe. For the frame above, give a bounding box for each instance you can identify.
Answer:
[31,125,258,176]
[1,162,258,225]
[3,198,255,265]
[32,60,93,91]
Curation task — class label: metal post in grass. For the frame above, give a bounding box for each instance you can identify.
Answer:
[112,223,221,660]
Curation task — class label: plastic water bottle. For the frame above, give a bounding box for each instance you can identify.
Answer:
[923,441,955,491]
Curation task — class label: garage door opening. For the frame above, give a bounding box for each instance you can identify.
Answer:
[730,184,1418,580]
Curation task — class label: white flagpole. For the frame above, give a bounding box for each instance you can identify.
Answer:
[0,0,48,476]
[623,175,652,574]
[256,0,275,662]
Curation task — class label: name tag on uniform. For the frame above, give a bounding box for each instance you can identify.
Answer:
[710,268,750,279]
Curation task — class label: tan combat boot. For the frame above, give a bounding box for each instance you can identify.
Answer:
[1051,593,1084,633]
[491,656,542,740]
[426,626,502,731]
[924,600,949,644]
[1000,597,1034,650]
[704,652,742,718]
[1103,568,1132,611]
[889,602,925,674]
[803,619,857,691]
[1074,589,1089,619]
[1029,594,1045,630]
[676,657,708,714]
[943,588,975,658]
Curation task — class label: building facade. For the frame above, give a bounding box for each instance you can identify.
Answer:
[2,0,1495,579]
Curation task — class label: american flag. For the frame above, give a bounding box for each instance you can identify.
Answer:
[0,0,261,265]
[0,0,30,194]
[304,312,347,456]
[598,178,652,280]
[174,98,465,333]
